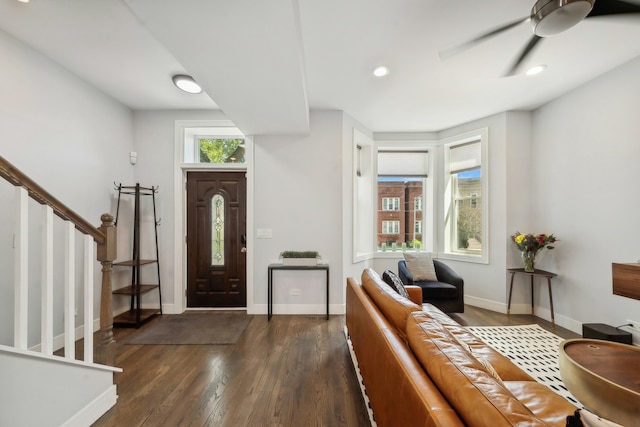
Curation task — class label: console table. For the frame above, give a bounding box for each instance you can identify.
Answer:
[267,264,329,321]
[559,338,640,426]
[507,268,557,328]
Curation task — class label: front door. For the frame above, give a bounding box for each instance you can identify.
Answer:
[186,171,246,307]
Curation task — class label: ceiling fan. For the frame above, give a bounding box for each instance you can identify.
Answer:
[440,0,640,76]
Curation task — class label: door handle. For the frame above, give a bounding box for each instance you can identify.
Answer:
[241,247,247,253]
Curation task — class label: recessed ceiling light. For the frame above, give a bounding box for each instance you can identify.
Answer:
[372,66,390,78]
[526,65,547,76]
[172,74,202,94]
[17,0,29,3]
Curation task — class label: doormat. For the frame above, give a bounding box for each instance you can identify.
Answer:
[126,312,253,345]
[467,324,581,406]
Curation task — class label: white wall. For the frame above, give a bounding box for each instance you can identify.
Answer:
[531,56,640,331]
[253,111,345,315]
[0,29,134,346]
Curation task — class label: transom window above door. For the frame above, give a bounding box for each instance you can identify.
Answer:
[182,125,246,164]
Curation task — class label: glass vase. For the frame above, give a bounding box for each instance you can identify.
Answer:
[522,251,536,272]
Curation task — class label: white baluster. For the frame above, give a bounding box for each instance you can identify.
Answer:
[64,220,75,360]
[14,186,28,350]
[41,205,54,355]
[84,235,94,363]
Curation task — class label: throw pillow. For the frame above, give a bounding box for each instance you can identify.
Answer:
[382,269,409,299]
[403,252,438,281]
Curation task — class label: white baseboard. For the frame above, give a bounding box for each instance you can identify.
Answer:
[61,385,118,427]
[464,295,582,335]
[464,295,506,313]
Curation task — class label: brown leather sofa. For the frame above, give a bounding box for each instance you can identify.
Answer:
[345,268,576,427]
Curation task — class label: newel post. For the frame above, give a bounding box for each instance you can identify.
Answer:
[96,213,117,366]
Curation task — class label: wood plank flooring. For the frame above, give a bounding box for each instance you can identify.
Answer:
[93,314,369,427]
[92,306,580,427]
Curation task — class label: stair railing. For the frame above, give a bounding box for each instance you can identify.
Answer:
[0,155,117,366]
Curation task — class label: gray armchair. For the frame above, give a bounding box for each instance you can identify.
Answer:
[398,259,464,313]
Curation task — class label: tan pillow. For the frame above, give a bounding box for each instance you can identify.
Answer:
[404,252,438,281]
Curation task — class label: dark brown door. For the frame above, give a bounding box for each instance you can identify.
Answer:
[187,171,246,307]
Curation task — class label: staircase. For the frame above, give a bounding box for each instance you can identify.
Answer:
[0,156,120,427]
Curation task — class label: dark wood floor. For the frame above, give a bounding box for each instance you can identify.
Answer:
[92,305,579,427]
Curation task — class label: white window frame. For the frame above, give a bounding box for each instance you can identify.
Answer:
[442,128,489,264]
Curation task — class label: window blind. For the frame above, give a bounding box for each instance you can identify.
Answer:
[449,141,481,174]
[378,150,429,177]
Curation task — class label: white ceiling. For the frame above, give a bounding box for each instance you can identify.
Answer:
[2,0,640,134]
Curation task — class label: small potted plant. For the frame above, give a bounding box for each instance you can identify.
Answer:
[280,250,321,266]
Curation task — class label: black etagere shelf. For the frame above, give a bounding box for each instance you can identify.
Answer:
[112,183,162,328]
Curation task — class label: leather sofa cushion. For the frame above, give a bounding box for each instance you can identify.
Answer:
[406,312,548,427]
[504,381,578,425]
[420,305,534,381]
[361,268,421,340]
[415,281,459,299]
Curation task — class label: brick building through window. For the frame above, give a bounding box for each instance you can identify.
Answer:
[377,180,423,249]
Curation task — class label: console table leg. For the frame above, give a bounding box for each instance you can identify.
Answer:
[268,268,272,321]
[548,277,555,329]
[530,275,535,315]
[507,272,515,316]
[326,268,330,320]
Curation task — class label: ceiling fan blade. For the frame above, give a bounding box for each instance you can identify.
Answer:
[439,17,529,59]
[588,0,640,17]
[504,35,543,76]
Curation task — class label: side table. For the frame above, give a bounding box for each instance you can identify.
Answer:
[507,268,557,328]
[267,264,329,321]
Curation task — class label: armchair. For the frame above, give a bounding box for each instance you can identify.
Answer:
[398,259,464,313]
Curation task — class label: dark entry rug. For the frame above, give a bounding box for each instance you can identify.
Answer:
[126,312,253,345]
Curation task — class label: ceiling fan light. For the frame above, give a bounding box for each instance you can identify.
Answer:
[172,74,202,94]
[531,0,594,37]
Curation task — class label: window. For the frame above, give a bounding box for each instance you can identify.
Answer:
[354,130,486,261]
[382,221,400,234]
[382,197,400,211]
[414,196,423,211]
[377,149,429,251]
[444,130,487,259]
[198,138,246,164]
[181,125,246,164]
[211,194,225,266]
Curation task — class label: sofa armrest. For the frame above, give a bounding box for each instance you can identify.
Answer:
[433,260,464,291]
[405,285,423,306]
[398,260,414,284]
